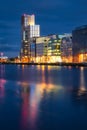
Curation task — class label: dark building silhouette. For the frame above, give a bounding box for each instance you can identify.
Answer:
[72,25,87,62]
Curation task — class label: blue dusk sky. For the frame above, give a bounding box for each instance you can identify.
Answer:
[0,0,87,57]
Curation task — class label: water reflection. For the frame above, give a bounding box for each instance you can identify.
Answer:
[0,65,6,98]
[71,67,87,106]
[0,64,5,78]
[20,83,30,130]
[36,65,61,71]
[0,79,6,98]
[1,65,87,130]
[78,67,87,96]
[17,79,63,130]
[18,81,40,130]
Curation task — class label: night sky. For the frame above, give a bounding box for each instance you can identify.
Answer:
[0,0,87,57]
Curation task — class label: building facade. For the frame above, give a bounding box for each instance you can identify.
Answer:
[61,34,72,62]
[47,35,62,62]
[30,34,62,63]
[20,14,40,62]
[72,25,87,62]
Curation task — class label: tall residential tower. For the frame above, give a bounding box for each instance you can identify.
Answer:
[20,14,40,60]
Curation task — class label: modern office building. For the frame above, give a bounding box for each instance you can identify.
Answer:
[20,14,40,61]
[36,36,50,62]
[61,34,72,62]
[30,34,62,63]
[47,35,62,62]
[30,36,49,62]
[72,25,87,62]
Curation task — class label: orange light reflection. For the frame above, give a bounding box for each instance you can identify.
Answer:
[78,67,86,96]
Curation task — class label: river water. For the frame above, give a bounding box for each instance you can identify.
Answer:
[0,64,87,130]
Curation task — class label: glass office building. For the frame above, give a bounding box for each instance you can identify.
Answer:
[61,34,72,62]
[72,25,87,62]
[30,34,62,63]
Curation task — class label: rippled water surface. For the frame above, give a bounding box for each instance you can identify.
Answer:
[0,64,87,130]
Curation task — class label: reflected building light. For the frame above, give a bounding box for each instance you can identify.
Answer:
[78,67,86,96]
[40,65,52,72]
[22,64,25,69]
[0,65,5,77]
[68,66,72,69]
[36,83,63,93]
[18,81,40,129]
[36,65,41,70]
[0,79,6,98]
[18,79,63,129]
[41,65,45,71]
[0,79,6,87]
[17,81,30,92]
[17,81,31,130]
[0,65,6,97]
[20,89,30,129]
[29,85,41,128]
[47,65,53,71]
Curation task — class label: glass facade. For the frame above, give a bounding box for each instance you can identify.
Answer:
[48,35,61,56]
[30,35,62,63]
[21,27,30,57]
[22,14,35,26]
[72,25,87,62]
[21,14,40,61]
[29,25,40,38]
[61,34,72,62]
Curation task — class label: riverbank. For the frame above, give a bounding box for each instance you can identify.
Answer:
[1,62,87,67]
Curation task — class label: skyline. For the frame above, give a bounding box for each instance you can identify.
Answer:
[0,0,87,57]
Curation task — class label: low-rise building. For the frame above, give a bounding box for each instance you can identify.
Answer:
[30,34,62,63]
